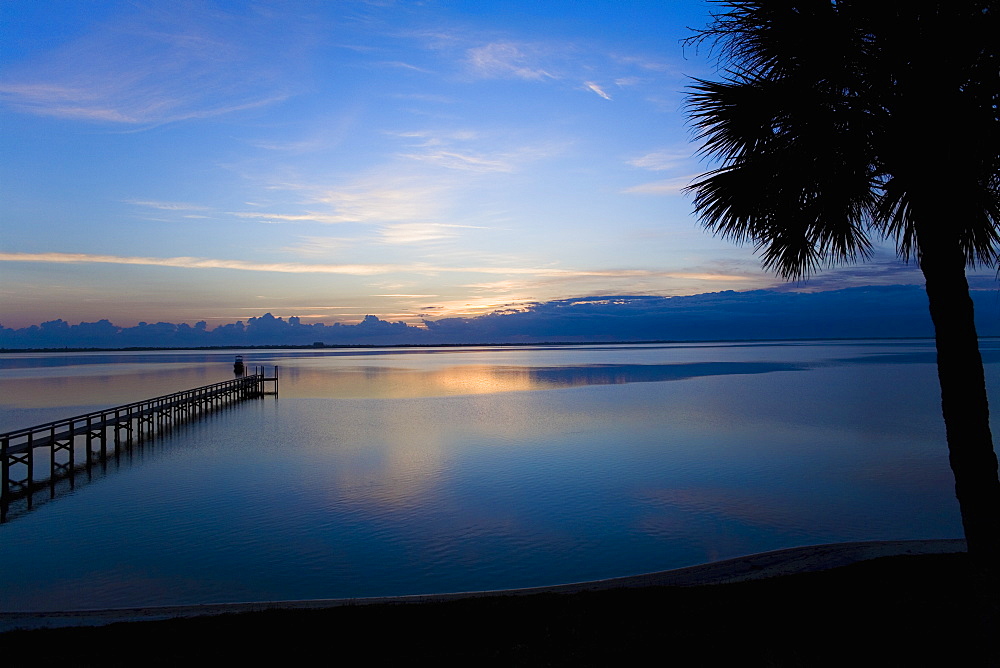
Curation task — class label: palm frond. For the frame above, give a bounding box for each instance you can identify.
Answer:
[686,72,878,278]
[688,150,875,279]
[687,0,1000,275]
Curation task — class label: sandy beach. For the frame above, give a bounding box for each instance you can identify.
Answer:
[4,538,994,666]
[0,538,968,632]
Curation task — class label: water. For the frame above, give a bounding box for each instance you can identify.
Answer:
[0,340,993,611]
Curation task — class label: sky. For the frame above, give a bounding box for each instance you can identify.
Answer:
[0,0,977,331]
[8,285,999,349]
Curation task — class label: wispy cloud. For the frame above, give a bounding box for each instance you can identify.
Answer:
[248,137,333,153]
[448,267,751,280]
[281,236,351,256]
[379,223,459,244]
[390,129,480,146]
[585,82,612,100]
[0,4,305,125]
[313,182,448,223]
[390,92,455,104]
[627,149,692,171]
[230,211,359,224]
[228,173,451,225]
[377,60,434,74]
[378,223,491,244]
[247,108,364,154]
[611,54,678,74]
[623,175,696,195]
[614,76,643,87]
[126,200,210,211]
[466,42,554,80]
[456,37,687,111]
[0,252,753,282]
[233,305,360,311]
[400,150,515,172]
[0,252,392,275]
[374,294,439,298]
[392,128,564,173]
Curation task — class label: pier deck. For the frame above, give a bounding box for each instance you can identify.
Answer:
[1,368,277,519]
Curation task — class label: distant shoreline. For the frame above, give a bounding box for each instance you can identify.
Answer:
[0,335,966,355]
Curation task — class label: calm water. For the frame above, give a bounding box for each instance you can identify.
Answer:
[1,340,995,612]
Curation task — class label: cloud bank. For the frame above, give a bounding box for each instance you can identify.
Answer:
[3,285,998,349]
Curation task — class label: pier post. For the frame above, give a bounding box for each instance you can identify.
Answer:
[26,431,33,494]
[68,418,76,471]
[1,435,8,513]
[49,424,57,486]
[85,415,93,469]
[100,412,109,461]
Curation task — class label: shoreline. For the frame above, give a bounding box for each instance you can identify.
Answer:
[0,335,958,354]
[0,538,966,633]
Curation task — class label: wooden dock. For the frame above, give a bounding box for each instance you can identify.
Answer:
[0,367,277,520]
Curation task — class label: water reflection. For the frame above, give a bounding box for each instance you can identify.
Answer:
[0,365,230,411]
[0,340,981,611]
[279,360,807,399]
[0,357,806,412]
[0,401,256,523]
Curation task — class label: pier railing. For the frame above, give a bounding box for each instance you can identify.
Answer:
[1,367,277,520]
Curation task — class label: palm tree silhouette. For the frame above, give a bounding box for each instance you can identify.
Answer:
[685,2,1000,565]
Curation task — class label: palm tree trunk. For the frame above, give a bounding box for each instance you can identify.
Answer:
[918,233,1000,566]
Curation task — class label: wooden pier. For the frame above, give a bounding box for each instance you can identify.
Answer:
[0,367,277,520]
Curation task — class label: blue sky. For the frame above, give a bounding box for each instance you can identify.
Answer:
[0,0,949,330]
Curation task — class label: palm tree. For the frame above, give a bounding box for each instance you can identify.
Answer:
[684,1,1000,565]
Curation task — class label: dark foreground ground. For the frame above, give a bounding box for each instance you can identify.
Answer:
[3,553,996,667]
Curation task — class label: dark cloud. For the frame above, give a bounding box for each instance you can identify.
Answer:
[765,259,925,292]
[422,286,956,342]
[2,285,998,349]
